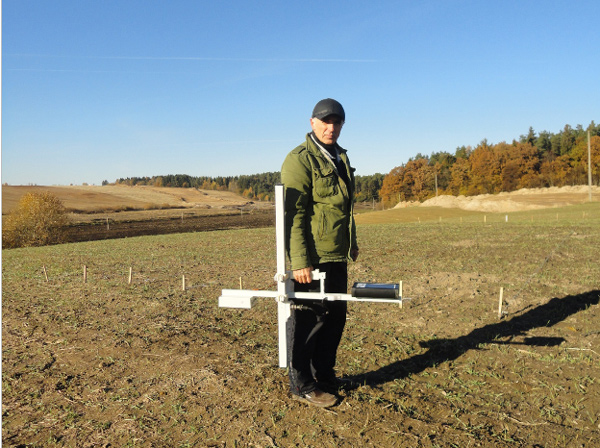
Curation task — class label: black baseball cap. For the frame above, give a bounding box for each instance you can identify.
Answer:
[312,98,345,121]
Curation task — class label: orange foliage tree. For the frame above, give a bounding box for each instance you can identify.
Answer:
[379,122,599,206]
[2,192,70,248]
[468,141,500,194]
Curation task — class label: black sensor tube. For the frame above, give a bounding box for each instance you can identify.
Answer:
[351,282,399,299]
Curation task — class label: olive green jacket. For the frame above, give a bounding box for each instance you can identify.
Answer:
[281,133,358,270]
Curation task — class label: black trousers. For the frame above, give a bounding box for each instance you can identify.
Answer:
[287,262,348,395]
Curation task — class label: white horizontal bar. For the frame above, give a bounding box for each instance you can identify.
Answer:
[218,296,256,309]
[220,289,280,299]
[219,289,404,305]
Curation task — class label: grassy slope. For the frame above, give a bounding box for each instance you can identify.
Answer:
[2,185,257,215]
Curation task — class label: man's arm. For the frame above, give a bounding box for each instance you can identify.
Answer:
[281,149,313,274]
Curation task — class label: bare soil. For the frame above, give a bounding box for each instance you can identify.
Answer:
[62,210,275,243]
[3,184,275,244]
[2,189,600,447]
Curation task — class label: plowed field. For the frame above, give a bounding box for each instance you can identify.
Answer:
[2,188,599,447]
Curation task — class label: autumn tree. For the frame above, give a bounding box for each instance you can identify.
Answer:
[379,165,405,205]
[468,141,501,194]
[2,192,70,248]
[448,157,471,195]
[569,134,600,185]
[592,135,600,184]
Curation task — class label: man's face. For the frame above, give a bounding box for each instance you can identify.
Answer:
[310,115,344,145]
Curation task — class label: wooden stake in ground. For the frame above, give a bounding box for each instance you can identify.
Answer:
[182,275,186,291]
[42,265,49,282]
[128,267,133,285]
[498,287,504,319]
[83,265,88,283]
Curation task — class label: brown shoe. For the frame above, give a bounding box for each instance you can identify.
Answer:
[292,388,338,408]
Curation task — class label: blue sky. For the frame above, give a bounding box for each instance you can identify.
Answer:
[2,0,599,186]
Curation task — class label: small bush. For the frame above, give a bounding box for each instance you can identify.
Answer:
[2,192,70,248]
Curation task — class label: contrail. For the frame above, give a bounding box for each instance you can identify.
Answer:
[6,53,378,63]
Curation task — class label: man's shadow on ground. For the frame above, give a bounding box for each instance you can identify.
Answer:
[343,290,599,388]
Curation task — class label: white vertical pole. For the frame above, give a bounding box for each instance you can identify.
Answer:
[276,184,286,279]
[277,302,291,368]
[399,280,403,309]
[275,184,291,368]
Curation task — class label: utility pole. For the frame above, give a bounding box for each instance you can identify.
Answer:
[588,131,593,202]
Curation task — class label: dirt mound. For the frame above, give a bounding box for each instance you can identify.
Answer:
[397,186,600,213]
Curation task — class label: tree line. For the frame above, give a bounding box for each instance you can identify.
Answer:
[379,122,600,206]
[112,173,385,203]
[110,121,598,206]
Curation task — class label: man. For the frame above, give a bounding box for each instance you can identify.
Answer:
[281,98,359,408]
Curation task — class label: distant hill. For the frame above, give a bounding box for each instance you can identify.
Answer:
[2,184,266,215]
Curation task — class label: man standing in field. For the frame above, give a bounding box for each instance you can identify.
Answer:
[281,98,359,408]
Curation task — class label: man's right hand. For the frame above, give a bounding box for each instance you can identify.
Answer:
[293,266,313,284]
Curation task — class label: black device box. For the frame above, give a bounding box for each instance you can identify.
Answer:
[351,282,400,299]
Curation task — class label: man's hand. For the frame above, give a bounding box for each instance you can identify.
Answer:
[351,248,359,262]
[293,266,313,284]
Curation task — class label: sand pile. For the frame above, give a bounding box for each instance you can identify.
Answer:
[395,186,599,213]
[419,195,543,213]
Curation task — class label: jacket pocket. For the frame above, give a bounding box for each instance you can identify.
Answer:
[318,210,327,239]
[314,168,337,198]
